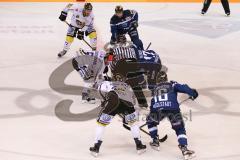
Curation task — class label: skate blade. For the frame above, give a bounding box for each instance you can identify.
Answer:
[184,153,196,160]
[81,100,96,104]
[89,100,96,104]
[137,149,146,155]
[150,145,160,151]
[91,152,99,157]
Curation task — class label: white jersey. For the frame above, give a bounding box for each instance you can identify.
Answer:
[97,81,136,105]
[74,50,106,82]
[63,4,94,31]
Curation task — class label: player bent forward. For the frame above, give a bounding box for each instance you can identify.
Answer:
[147,72,198,160]
[72,49,109,103]
[89,81,146,157]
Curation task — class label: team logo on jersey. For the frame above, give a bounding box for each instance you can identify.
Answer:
[75,15,86,28]
[99,113,112,124]
[126,17,131,21]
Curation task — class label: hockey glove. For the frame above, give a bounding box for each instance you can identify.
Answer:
[104,76,111,81]
[190,89,199,100]
[59,11,67,21]
[132,21,138,28]
[79,66,93,81]
[77,31,84,40]
[103,66,108,74]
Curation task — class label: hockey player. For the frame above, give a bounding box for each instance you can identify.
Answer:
[147,72,198,160]
[110,5,144,50]
[89,81,146,157]
[58,3,97,57]
[72,49,109,103]
[201,0,230,16]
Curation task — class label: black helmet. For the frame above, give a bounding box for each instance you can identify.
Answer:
[84,3,93,10]
[115,5,123,13]
[116,34,127,43]
[156,71,168,84]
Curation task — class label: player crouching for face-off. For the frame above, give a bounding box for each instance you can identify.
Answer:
[89,81,146,157]
[147,72,198,160]
[72,48,111,103]
[58,3,97,57]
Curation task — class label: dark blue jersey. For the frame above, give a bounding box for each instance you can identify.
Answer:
[129,44,160,64]
[150,81,197,111]
[110,10,138,42]
[137,50,160,64]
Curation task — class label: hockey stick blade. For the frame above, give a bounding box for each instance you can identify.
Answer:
[123,123,131,130]
[123,123,167,143]
[159,134,168,143]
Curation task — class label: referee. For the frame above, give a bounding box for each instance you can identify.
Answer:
[201,0,230,16]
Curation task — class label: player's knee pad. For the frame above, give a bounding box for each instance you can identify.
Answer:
[97,113,114,126]
[66,36,74,43]
[72,58,80,71]
[171,120,185,131]
[87,31,97,39]
[125,111,138,125]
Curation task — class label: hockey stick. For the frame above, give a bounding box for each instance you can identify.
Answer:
[63,21,93,50]
[122,122,168,143]
[118,114,168,143]
[121,97,191,142]
[146,42,152,50]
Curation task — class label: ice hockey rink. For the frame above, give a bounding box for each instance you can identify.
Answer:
[0,2,240,160]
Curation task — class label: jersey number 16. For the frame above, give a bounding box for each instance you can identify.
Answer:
[154,88,168,102]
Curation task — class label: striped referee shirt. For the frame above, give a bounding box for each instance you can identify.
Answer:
[110,46,137,71]
[113,46,137,61]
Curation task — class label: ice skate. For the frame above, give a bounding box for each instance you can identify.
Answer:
[179,145,196,160]
[90,140,102,157]
[150,138,160,151]
[201,11,206,15]
[58,50,67,58]
[134,138,146,154]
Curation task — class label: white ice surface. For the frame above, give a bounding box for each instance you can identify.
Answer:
[0,2,240,160]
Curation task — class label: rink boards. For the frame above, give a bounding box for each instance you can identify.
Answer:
[0,0,240,3]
